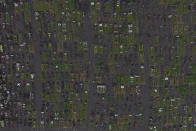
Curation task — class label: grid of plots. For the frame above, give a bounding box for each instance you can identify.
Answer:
[0,0,196,130]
